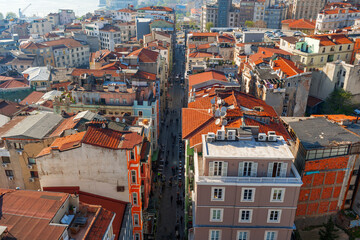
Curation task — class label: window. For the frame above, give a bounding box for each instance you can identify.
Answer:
[134,233,140,240]
[13,142,23,150]
[152,107,155,115]
[265,231,277,240]
[132,193,138,205]
[5,170,13,176]
[237,231,249,240]
[241,188,255,202]
[239,209,252,223]
[209,230,221,240]
[2,157,10,163]
[130,150,135,160]
[239,161,257,177]
[211,187,224,201]
[134,214,139,226]
[348,45,351,50]
[30,171,38,178]
[210,208,223,222]
[267,210,281,223]
[321,56,324,62]
[267,162,287,177]
[271,188,285,202]
[131,170,137,184]
[138,111,143,117]
[28,158,36,165]
[123,99,127,104]
[209,161,228,176]
[339,46,342,51]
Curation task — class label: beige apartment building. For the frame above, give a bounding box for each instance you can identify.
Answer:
[190,130,302,240]
[291,0,327,20]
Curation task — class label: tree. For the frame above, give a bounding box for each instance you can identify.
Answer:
[254,20,267,28]
[205,22,213,32]
[245,20,254,28]
[320,88,354,115]
[318,218,339,240]
[0,13,3,20]
[5,12,17,20]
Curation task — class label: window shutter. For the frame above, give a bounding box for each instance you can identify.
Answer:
[280,162,288,177]
[251,162,258,177]
[222,162,228,176]
[267,162,274,177]
[209,162,214,176]
[238,162,244,176]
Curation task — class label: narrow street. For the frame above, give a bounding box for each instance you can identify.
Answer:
[152,44,186,239]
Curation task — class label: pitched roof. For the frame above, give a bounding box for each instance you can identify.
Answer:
[2,113,63,140]
[249,47,292,65]
[71,69,120,77]
[0,100,22,117]
[85,208,115,240]
[49,115,78,137]
[0,189,68,239]
[100,25,120,32]
[190,32,219,37]
[117,8,136,13]
[188,52,215,58]
[127,48,159,63]
[119,132,143,149]
[20,91,45,105]
[138,6,174,12]
[307,34,353,46]
[20,41,48,50]
[272,57,303,77]
[307,95,323,107]
[321,8,360,15]
[133,70,157,81]
[42,38,84,48]
[282,19,315,29]
[0,80,28,89]
[188,71,227,89]
[218,34,235,43]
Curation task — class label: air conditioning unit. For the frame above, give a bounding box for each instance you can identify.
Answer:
[267,131,276,136]
[268,135,278,142]
[27,164,33,169]
[258,133,267,141]
[207,132,216,142]
[227,130,236,140]
[216,130,225,140]
[29,177,35,182]
[8,176,14,181]
[2,163,8,167]
[17,150,22,155]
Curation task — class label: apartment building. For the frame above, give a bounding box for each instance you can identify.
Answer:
[36,124,148,240]
[291,0,327,20]
[254,0,267,22]
[315,7,360,33]
[47,13,60,27]
[0,189,116,240]
[137,6,176,23]
[115,21,137,42]
[264,5,287,29]
[201,4,218,31]
[59,9,76,25]
[281,34,354,71]
[282,117,360,225]
[218,0,232,27]
[189,128,302,240]
[112,8,136,22]
[28,19,53,36]
[99,25,122,51]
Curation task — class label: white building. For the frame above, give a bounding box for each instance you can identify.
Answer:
[111,9,135,22]
[99,25,122,51]
[316,7,360,33]
[201,4,218,31]
[83,20,109,37]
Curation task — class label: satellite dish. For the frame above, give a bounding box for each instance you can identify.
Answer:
[222,119,228,126]
[220,111,227,117]
[221,106,227,112]
[101,123,106,128]
[215,109,221,117]
[215,118,221,125]
[116,118,120,122]
[210,97,216,104]
[122,119,126,123]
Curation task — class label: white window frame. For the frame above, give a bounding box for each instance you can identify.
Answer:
[241,188,255,202]
[270,188,285,202]
[264,231,278,240]
[131,170,137,184]
[209,229,221,240]
[210,208,223,222]
[132,192,138,206]
[237,231,249,240]
[239,209,253,223]
[211,187,225,201]
[267,209,282,223]
[133,214,139,226]
[239,161,258,177]
[209,161,228,176]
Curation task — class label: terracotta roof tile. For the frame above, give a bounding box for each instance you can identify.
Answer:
[0,80,28,89]
[272,57,303,77]
[307,33,353,46]
[119,132,143,149]
[188,52,215,58]
[43,38,84,48]
[190,32,218,37]
[82,126,123,149]
[282,19,315,29]
[189,71,227,89]
[307,95,323,107]
[71,69,120,77]
[127,48,159,63]
[138,6,174,11]
[49,115,79,137]
[20,91,45,105]
[85,208,115,240]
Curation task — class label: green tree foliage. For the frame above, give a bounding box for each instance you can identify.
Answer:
[5,12,17,20]
[320,88,354,114]
[205,22,213,32]
[245,21,254,28]
[318,218,339,240]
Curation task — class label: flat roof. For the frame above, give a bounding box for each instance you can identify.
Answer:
[203,135,294,160]
[289,117,360,149]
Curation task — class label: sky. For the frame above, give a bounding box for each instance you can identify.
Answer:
[1,0,99,18]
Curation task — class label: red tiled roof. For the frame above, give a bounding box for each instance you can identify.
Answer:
[282,19,315,29]
[119,132,143,149]
[197,43,212,50]
[20,91,45,105]
[0,116,26,137]
[20,41,48,50]
[38,131,85,157]
[82,126,123,149]
[0,80,28,89]
[43,38,84,48]
[51,81,71,90]
[49,115,78,137]
[272,57,303,77]
[218,34,235,43]
[307,95,323,107]
[321,8,360,15]
[134,70,157,81]
[71,69,120,77]
[100,25,120,32]
[189,71,227,89]
[307,34,353,46]
[0,100,23,117]
[190,32,218,37]
[85,208,115,240]
[118,8,136,13]
[127,48,159,63]
[138,6,173,12]
[188,52,215,58]
[249,47,292,65]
